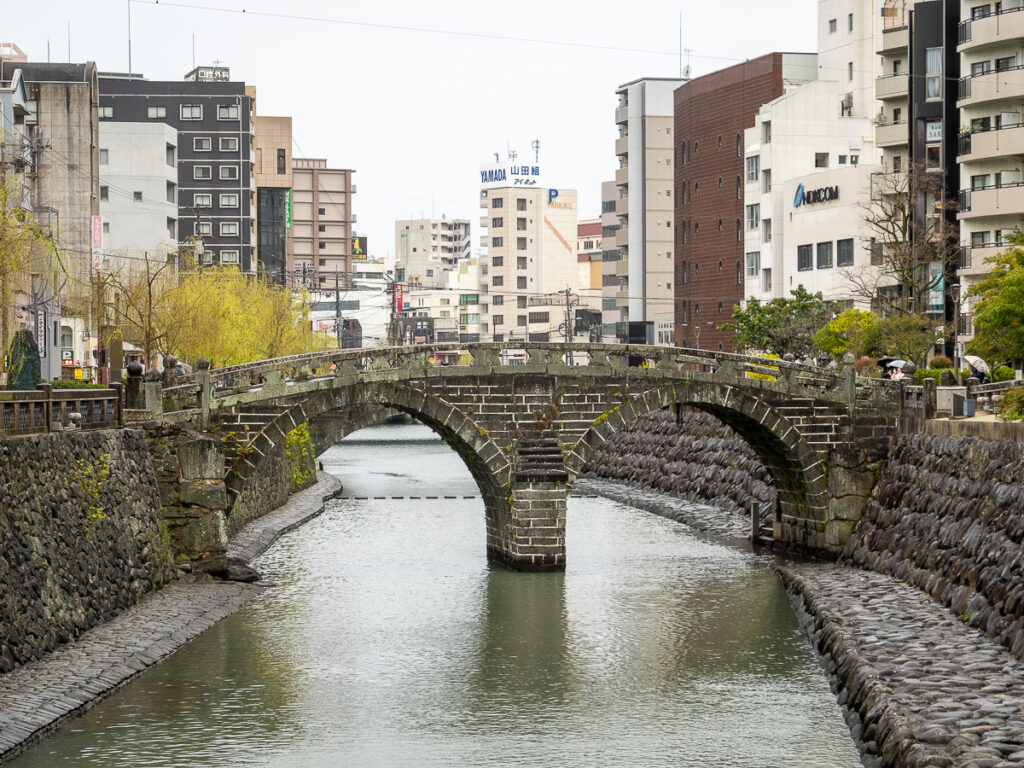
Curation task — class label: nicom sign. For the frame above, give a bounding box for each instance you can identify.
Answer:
[793,183,839,208]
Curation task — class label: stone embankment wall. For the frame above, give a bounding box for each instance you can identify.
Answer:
[842,433,1024,659]
[0,430,175,673]
[581,408,776,518]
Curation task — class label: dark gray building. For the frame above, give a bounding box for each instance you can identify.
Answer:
[98,72,255,271]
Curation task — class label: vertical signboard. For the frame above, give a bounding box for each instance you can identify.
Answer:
[394,283,404,315]
[352,236,367,260]
[36,311,46,356]
[285,189,292,230]
[91,215,103,271]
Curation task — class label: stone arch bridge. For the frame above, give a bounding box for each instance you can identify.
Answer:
[137,344,900,572]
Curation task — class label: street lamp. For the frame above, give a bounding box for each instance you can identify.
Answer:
[950,282,962,385]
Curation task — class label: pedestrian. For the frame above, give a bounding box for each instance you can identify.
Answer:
[890,366,905,382]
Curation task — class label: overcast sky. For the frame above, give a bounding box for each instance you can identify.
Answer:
[7,0,816,257]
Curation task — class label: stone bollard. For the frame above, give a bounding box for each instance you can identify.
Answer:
[68,411,82,430]
[125,361,145,409]
[751,500,761,541]
[163,355,178,388]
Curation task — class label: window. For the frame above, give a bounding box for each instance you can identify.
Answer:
[220,250,240,263]
[746,204,760,230]
[318,224,326,232]
[746,251,760,277]
[194,137,212,151]
[493,314,504,326]
[893,107,903,123]
[492,256,504,267]
[848,12,853,31]
[736,176,742,199]
[798,244,813,271]
[277,148,286,175]
[147,106,167,119]
[102,222,109,233]
[996,56,1017,72]
[925,48,942,99]
[972,61,992,77]
[816,241,833,269]
[180,105,202,120]
[746,155,759,183]
[517,276,527,289]
[98,148,109,165]
[517,315,527,326]
[972,173,991,190]
[492,295,504,306]
[492,197,504,208]
[736,219,742,243]
[517,237,527,250]
[492,217,503,228]
[194,165,212,180]
[517,256,527,269]
[848,62,854,81]
[492,276,504,286]
[217,104,239,120]
[318,207,326,215]
[972,4,991,19]
[971,231,991,247]
[492,237,503,247]
[828,18,837,33]
[318,242,326,249]
[815,152,829,168]
[762,268,772,292]
[99,105,113,118]
[839,155,848,165]
[762,121,771,143]
[763,219,772,242]
[133,191,143,202]
[517,218,527,230]
[219,193,239,208]
[517,198,527,210]
[870,238,883,265]
[194,193,212,208]
[736,133,742,157]
[837,238,854,267]
[220,165,238,180]
[99,186,109,201]
[220,137,238,152]
[926,143,941,169]
[516,296,527,309]
[217,222,237,236]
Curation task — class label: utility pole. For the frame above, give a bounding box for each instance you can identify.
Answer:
[334,270,345,349]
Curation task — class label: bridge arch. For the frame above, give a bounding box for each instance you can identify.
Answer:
[565,382,830,541]
[226,381,515,552]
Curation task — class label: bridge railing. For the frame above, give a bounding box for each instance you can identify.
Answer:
[0,384,122,436]
[897,379,937,433]
[152,343,898,419]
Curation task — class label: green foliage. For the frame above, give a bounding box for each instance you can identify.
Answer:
[70,454,111,538]
[812,309,880,360]
[7,329,39,390]
[719,286,830,357]
[1000,387,1024,422]
[930,355,953,369]
[968,231,1024,363]
[48,379,108,389]
[913,369,943,386]
[994,366,1015,383]
[875,313,937,367]
[283,423,316,491]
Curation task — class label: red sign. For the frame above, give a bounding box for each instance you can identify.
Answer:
[91,215,103,270]
[394,284,404,314]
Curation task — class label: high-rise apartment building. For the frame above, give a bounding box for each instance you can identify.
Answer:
[599,180,623,338]
[98,69,256,271]
[675,53,815,351]
[956,0,1024,348]
[614,78,686,342]
[479,157,578,342]
[394,216,471,288]
[289,158,355,292]
[253,115,292,284]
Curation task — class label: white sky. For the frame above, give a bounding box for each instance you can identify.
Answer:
[7,0,816,257]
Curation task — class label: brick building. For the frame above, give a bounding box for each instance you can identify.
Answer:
[674,52,816,351]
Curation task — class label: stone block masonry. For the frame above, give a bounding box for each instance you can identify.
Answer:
[0,430,176,673]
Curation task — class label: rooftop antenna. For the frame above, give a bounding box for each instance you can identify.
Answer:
[683,48,692,80]
[679,13,682,78]
[192,32,196,69]
[508,149,518,164]
[67,22,71,62]
[128,0,132,80]
[494,152,500,162]
[532,139,540,163]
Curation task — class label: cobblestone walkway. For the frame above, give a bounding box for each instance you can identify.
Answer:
[0,473,342,761]
[784,565,1024,768]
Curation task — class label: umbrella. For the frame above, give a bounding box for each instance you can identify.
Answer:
[963,355,990,375]
[886,359,908,368]
[876,356,899,368]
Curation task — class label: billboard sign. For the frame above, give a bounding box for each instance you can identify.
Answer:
[285,189,292,230]
[480,161,542,189]
[394,283,404,314]
[352,236,367,260]
[91,215,103,270]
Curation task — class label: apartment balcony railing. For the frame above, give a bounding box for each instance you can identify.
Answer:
[959,5,1024,50]
[959,64,1024,106]
[876,73,909,99]
[876,121,909,147]
[958,122,1024,160]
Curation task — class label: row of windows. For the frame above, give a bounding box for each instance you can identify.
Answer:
[490,197,530,210]
[490,217,529,230]
[492,276,529,289]
[796,239,855,271]
[678,219,744,245]
[490,312,550,327]
[194,136,240,152]
[678,133,743,165]
[678,259,743,286]
[98,104,242,121]
[491,237,530,249]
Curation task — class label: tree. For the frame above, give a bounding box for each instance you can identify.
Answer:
[849,163,959,318]
[813,308,880,360]
[874,313,938,366]
[719,286,830,357]
[968,231,1024,365]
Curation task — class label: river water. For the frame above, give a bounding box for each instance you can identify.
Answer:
[10,424,860,767]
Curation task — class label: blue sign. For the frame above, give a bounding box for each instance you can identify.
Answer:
[548,189,559,204]
[793,183,839,208]
[793,183,805,208]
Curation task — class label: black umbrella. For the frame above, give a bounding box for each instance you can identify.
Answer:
[876,356,899,368]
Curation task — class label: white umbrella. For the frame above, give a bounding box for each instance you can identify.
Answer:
[964,355,990,375]
[887,359,908,368]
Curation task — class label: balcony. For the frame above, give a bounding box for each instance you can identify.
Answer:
[879,25,908,54]
[615,196,629,216]
[615,226,629,248]
[960,242,1009,275]
[876,121,909,147]
[876,73,909,100]
[958,123,1024,161]
[959,7,1024,53]
[615,105,628,124]
[958,66,1024,108]
[958,182,1024,219]
[615,166,629,186]
[615,135,629,156]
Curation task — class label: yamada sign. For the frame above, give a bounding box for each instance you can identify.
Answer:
[793,183,839,208]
